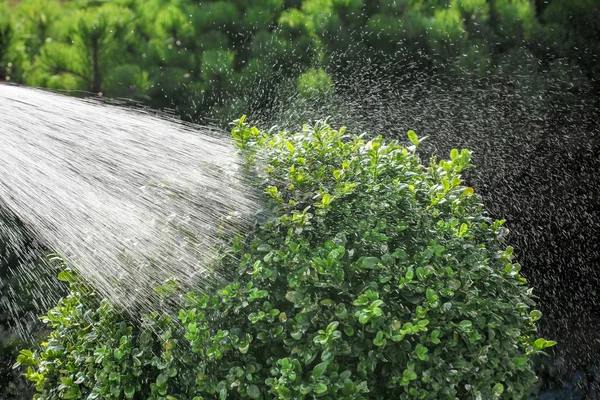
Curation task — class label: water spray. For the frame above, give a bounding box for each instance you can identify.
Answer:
[0,84,258,313]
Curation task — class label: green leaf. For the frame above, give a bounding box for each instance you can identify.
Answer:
[265,186,278,198]
[247,385,261,399]
[373,330,387,347]
[362,257,380,269]
[534,338,557,350]
[343,325,355,336]
[285,291,302,303]
[357,312,370,325]
[57,270,74,282]
[458,320,472,331]
[450,148,459,160]
[63,390,79,399]
[321,193,332,206]
[459,223,468,237]
[512,357,528,367]
[313,383,328,395]
[407,130,419,146]
[257,244,272,252]
[391,332,405,342]
[239,343,250,354]
[156,372,168,386]
[417,319,429,327]
[312,362,328,379]
[415,343,429,360]
[493,383,504,395]
[403,368,417,381]
[426,288,435,300]
[285,141,295,153]
[529,310,542,322]
[124,385,135,399]
[291,331,303,340]
[431,329,441,344]
[326,321,339,334]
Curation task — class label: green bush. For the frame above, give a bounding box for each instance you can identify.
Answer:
[17,119,553,399]
[297,68,334,99]
[0,1,12,81]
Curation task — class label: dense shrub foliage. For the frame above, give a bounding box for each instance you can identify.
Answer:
[0,0,597,122]
[16,119,554,399]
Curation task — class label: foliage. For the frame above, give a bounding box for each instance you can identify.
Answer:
[0,1,12,81]
[0,0,598,122]
[17,119,554,399]
[532,0,600,91]
[17,274,170,399]
[1,0,315,122]
[297,68,333,99]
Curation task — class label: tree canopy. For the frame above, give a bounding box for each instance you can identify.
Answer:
[1,0,598,123]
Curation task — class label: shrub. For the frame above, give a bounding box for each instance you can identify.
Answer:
[296,68,334,99]
[17,118,553,399]
[0,1,12,81]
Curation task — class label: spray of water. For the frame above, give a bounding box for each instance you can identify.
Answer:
[0,84,258,313]
[254,66,600,392]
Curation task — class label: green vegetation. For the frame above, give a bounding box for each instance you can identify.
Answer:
[0,0,598,122]
[1,0,598,397]
[15,119,553,399]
